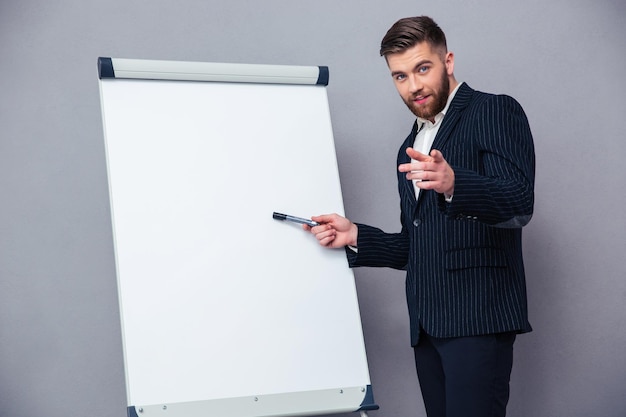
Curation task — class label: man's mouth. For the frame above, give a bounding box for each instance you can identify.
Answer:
[413,95,429,105]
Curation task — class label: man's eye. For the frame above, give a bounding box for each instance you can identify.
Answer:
[395,74,406,81]
[418,66,429,73]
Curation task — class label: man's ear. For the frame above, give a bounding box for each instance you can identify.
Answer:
[445,51,455,75]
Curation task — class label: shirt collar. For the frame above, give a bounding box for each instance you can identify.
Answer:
[417,81,464,129]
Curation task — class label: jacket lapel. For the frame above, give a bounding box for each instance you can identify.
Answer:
[400,121,420,204]
[401,83,474,209]
[430,82,473,152]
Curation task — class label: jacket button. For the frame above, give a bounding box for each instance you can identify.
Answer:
[413,219,421,227]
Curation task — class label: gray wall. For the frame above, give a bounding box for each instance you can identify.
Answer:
[1,1,624,416]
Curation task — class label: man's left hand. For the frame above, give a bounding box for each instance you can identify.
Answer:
[398,148,455,196]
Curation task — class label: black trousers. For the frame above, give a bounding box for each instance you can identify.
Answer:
[413,329,516,417]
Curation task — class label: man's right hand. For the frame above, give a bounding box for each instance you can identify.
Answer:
[304,213,358,249]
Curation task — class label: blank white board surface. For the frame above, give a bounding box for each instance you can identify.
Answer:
[97,58,376,417]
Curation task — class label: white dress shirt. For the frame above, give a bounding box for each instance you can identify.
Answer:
[412,82,463,200]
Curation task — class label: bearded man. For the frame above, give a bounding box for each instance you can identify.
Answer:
[306,15,535,417]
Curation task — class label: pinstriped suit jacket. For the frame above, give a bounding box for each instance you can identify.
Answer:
[348,83,535,346]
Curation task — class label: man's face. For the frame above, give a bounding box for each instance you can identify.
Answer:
[386,42,455,121]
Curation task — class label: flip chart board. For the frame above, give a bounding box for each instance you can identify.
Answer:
[97,57,377,417]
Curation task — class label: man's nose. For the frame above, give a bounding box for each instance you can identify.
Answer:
[408,75,422,94]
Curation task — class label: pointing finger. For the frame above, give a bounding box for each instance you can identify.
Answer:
[406,147,435,162]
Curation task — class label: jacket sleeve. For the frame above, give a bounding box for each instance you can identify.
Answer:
[346,222,409,270]
[439,94,535,228]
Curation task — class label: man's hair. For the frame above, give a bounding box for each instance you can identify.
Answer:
[380,16,447,58]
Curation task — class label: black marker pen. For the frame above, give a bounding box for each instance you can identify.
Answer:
[273,212,320,227]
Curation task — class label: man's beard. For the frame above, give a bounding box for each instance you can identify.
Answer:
[404,70,450,120]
